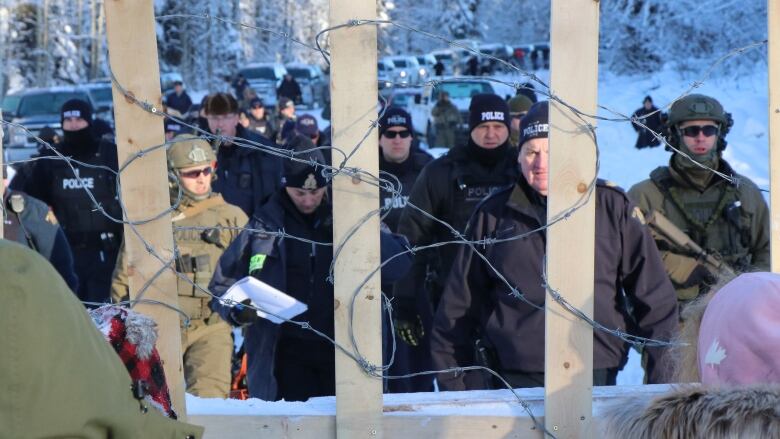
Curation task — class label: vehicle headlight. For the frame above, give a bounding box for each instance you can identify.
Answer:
[419,68,426,76]
[9,125,26,146]
[400,71,407,78]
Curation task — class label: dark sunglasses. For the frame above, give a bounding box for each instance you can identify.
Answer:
[179,167,213,179]
[383,130,411,139]
[680,125,719,138]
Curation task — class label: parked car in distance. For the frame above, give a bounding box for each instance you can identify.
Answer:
[2,86,96,164]
[415,54,438,82]
[386,88,422,114]
[84,81,115,126]
[285,63,326,108]
[477,43,514,71]
[386,56,422,86]
[238,62,288,107]
[378,59,396,90]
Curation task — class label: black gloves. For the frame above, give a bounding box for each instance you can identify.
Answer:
[230,299,260,326]
[680,264,718,289]
[393,297,424,347]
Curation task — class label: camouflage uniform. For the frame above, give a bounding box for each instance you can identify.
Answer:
[431,96,461,149]
[628,94,770,301]
[112,135,248,397]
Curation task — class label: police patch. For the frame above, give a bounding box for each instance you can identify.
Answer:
[249,254,267,272]
[188,145,208,163]
[631,206,646,225]
[302,173,318,190]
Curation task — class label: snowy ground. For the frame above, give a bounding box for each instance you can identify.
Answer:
[190,65,769,409]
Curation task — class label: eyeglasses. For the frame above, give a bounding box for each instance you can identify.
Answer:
[383,130,411,139]
[680,125,719,138]
[179,167,213,179]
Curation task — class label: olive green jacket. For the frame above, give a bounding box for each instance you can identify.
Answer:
[0,239,204,439]
[628,158,769,300]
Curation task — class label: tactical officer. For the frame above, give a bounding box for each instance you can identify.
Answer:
[431,101,678,390]
[628,94,769,303]
[377,107,432,393]
[245,97,276,140]
[507,94,533,147]
[430,91,461,149]
[0,240,204,439]
[3,166,78,291]
[204,92,283,217]
[210,140,412,401]
[112,134,247,398]
[10,98,123,304]
[392,94,519,357]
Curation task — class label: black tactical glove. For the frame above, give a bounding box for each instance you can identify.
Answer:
[679,264,718,289]
[392,296,423,347]
[395,314,425,347]
[230,299,260,326]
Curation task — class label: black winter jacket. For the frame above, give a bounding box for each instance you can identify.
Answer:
[430,177,678,390]
[379,150,433,233]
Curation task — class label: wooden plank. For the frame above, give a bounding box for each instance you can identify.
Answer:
[545,0,600,437]
[328,0,383,438]
[103,0,186,417]
[769,0,780,272]
[190,385,675,438]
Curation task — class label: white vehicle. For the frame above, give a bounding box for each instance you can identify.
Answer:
[238,62,288,106]
[377,59,396,90]
[409,78,496,146]
[385,56,422,86]
[415,54,438,82]
[449,39,481,73]
[477,43,514,71]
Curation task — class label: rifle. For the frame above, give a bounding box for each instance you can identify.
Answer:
[645,210,736,279]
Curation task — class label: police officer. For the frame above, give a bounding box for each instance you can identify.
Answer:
[112,134,247,398]
[392,94,519,360]
[10,98,123,304]
[431,101,678,390]
[209,140,412,401]
[204,92,283,217]
[3,166,78,291]
[507,94,533,147]
[245,97,275,140]
[628,94,769,303]
[430,91,461,149]
[376,107,432,393]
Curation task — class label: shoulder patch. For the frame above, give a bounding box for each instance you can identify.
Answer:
[249,254,267,272]
[631,206,646,225]
[45,210,58,225]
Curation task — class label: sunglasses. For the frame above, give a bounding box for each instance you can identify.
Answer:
[680,125,719,138]
[179,167,213,179]
[383,130,411,139]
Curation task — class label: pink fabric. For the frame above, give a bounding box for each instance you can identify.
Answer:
[698,272,780,386]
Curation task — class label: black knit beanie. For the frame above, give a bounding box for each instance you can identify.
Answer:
[518,101,549,147]
[61,99,93,126]
[468,94,510,132]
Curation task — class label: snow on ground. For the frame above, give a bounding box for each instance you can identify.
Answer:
[189,65,769,411]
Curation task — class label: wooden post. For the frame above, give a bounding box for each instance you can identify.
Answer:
[104,0,186,417]
[769,0,779,272]
[545,0,600,437]
[328,1,383,438]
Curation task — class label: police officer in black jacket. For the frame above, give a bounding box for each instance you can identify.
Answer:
[10,99,122,304]
[430,101,678,389]
[376,107,432,392]
[392,94,519,354]
[203,93,283,217]
[209,139,412,401]
[4,166,78,291]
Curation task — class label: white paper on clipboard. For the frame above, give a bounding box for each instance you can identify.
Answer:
[222,276,307,324]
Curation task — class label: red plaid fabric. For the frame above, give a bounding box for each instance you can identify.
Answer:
[90,306,177,419]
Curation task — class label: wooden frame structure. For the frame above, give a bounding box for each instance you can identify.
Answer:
[96,0,778,437]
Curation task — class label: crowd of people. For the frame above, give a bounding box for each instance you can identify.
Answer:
[2,71,776,430]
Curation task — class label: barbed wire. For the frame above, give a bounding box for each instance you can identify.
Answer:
[0,13,765,437]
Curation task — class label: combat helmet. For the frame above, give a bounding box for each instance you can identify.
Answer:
[665,94,733,151]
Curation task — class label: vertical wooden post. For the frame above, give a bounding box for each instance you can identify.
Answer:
[769,0,779,272]
[104,0,186,417]
[328,2,383,438]
[545,0,600,438]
